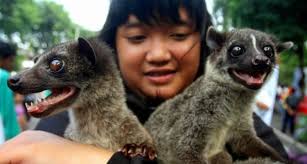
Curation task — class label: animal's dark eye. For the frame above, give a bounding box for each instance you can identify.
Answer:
[263,45,274,57]
[229,46,245,57]
[49,59,64,72]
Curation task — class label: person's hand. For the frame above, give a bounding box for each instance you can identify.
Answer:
[0,130,114,164]
[287,108,295,116]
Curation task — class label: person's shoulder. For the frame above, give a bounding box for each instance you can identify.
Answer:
[0,68,9,78]
[0,69,10,86]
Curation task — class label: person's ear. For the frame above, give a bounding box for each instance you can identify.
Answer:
[78,37,97,65]
[206,26,226,50]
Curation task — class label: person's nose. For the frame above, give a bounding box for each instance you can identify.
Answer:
[145,37,171,65]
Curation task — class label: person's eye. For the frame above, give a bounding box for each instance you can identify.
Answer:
[170,33,190,41]
[127,35,146,44]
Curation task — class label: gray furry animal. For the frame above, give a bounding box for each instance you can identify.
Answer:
[7,37,154,155]
[234,157,284,164]
[145,27,293,164]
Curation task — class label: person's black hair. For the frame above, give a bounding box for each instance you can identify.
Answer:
[99,0,212,77]
[0,40,16,59]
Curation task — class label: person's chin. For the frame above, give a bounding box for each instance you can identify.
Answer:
[146,86,178,100]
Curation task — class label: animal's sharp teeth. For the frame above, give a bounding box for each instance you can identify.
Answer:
[31,102,34,106]
[25,103,29,108]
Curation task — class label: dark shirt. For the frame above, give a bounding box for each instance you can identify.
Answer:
[286,93,301,110]
[35,111,69,136]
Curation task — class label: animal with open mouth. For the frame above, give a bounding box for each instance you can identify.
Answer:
[145,27,293,164]
[7,37,155,159]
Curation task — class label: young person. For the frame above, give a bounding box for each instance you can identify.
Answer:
[282,87,302,136]
[0,0,288,163]
[0,40,21,141]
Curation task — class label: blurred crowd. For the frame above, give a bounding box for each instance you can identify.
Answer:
[276,85,304,136]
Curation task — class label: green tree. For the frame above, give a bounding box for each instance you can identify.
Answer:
[29,1,75,50]
[0,0,95,71]
[0,0,41,41]
[0,0,94,51]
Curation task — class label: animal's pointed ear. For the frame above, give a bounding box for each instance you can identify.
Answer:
[78,37,97,65]
[206,26,226,50]
[276,41,294,53]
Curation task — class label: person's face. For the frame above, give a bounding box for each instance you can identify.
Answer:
[116,8,201,99]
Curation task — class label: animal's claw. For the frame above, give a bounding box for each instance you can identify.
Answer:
[120,143,157,160]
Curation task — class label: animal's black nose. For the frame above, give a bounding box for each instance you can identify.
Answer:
[252,55,271,68]
[7,75,21,91]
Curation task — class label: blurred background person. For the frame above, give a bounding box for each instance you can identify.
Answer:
[0,40,21,141]
[14,93,28,131]
[282,86,303,136]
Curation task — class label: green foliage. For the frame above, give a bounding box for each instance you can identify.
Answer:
[0,0,94,53]
[294,116,307,142]
[279,52,299,85]
[0,0,41,38]
[0,0,95,71]
[29,1,75,50]
[213,0,307,85]
[14,53,27,71]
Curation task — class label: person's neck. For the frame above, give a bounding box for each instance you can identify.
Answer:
[125,85,165,108]
[0,64,9,72]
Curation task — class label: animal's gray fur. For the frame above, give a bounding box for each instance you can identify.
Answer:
[9,38,153,151]
[233,157,283,164]
[145,27,292,164]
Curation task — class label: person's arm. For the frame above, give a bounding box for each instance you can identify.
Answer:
[0,130,113,164]
[283,103,295,115]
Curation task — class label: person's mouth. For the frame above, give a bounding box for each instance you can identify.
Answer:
[144,69,176,85]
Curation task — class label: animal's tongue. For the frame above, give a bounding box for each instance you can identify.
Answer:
[25,87,75,114]
[235,71,265,86]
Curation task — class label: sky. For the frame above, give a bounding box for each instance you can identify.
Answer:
[52,0,214,32]
[52,0,110,31]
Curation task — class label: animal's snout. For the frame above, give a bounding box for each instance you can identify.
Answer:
[252,55,271,68]
[7,75,21,91]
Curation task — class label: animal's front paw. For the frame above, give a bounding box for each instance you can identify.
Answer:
[120,143,157,160]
